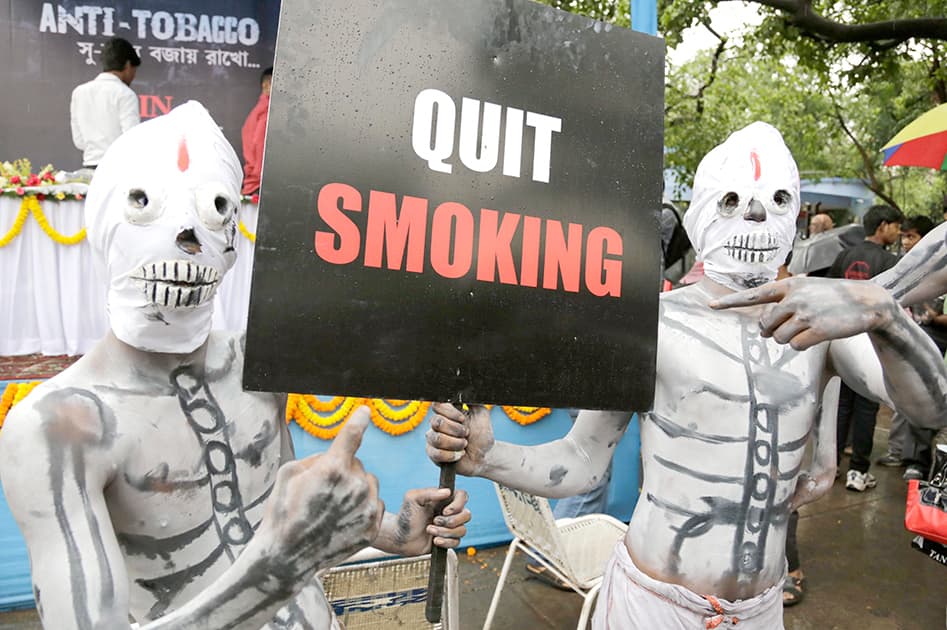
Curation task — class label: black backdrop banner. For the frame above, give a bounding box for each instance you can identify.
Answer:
[244,0,665,411]
[0,1,280,169]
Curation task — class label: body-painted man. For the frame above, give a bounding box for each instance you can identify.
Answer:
[426,123,947,629]
[0,102,471,630]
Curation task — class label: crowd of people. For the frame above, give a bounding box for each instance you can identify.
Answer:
[6,33,942,630]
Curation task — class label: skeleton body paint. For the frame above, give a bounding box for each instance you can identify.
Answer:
[426,122,947,625]
[0,102,471,630]
[2,331,341,629]
[630,284,823,599]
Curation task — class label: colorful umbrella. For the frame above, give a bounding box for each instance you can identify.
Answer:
[882,103,947,170]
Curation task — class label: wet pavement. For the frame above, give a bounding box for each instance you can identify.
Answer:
[2,411,945,629]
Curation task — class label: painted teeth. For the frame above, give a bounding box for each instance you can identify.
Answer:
[137,260,219,284]
[723,232,780,264]
[134,260,220,308]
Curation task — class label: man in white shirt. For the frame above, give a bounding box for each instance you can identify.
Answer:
[70,37,141,168]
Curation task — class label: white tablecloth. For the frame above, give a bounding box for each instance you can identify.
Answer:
[0,198,258,356]
[213,201,258,333]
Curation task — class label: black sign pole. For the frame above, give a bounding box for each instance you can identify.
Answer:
[425,459,456,622]
[425,400,465,622]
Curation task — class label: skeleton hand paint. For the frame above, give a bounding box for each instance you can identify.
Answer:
[708,277,899,349]
[374,487,471,556]
[425,403,494,476]
[256,408,384,581]
[85,101,242,353]
[683,122,800,291]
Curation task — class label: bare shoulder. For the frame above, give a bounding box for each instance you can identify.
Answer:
[659,284,708,314]
[2,376,118,446]
[0,375,119,485]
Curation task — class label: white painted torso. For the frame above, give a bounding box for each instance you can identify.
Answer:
[626,284,829,600]
[15,331,333,628]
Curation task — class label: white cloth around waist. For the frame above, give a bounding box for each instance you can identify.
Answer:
[592,541,784,629]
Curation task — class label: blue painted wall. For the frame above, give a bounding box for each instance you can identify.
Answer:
[0,485,32,611]
[289,407,641,548]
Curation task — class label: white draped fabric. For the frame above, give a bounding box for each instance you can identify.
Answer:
[0,198,258,356]
[213,201,258,333]
[0,197,106,356]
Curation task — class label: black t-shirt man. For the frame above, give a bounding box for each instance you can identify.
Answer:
[827,239,898,280]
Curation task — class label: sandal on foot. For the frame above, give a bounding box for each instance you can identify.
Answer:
[524,564,572,591]
[782,574,805,607]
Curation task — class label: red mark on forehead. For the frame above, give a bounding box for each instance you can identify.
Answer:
[177,137,190,172]
[750,151,761,181]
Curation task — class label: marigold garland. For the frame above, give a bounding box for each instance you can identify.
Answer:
[0,202,29,247]
[284,396,549,438]
[288,394,364,440]
[299,394,349,413]
[2,383,551,437]
[0,195,87,247]
[368,399,432,436]
[29,196,87,245]
[0,381,41,429]
[501,406,552,425]
[238,219,256,242]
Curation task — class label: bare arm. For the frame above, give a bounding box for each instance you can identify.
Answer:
[0,393,383,630]
[790,377,839,509]
[875,221,947,306]
[426,403,630,498]
[118,88,141,133]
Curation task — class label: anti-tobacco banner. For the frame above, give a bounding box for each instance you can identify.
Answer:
[244,0,665,411]
[0,1,279,169]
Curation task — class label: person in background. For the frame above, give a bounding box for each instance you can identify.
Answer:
[878,215,942,470]
[808,212,834,235]
[241,66,273,196]
[70,37,141,169]
[827,204,903,492]
[896,216,947,481]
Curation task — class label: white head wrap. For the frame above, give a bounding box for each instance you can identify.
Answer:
[85,101,242,352]
[683,122,800,290]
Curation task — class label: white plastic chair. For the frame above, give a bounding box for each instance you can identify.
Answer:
[483,483,628,630]
[322,549,458,630]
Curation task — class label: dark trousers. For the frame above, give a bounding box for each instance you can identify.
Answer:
[837,383,879,474]
[785,509,800,573]
[903,425,934,474]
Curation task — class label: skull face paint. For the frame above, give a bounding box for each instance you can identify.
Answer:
[683,122,800,290]
[85,101,242,352]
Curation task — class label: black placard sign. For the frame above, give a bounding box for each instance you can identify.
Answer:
[243,0,664,411]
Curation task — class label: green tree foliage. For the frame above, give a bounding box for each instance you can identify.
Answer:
[660,0,947,216]
[533,0,947,216]
[534,0,630,27]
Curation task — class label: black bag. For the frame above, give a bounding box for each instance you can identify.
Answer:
[661,203,691,269]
